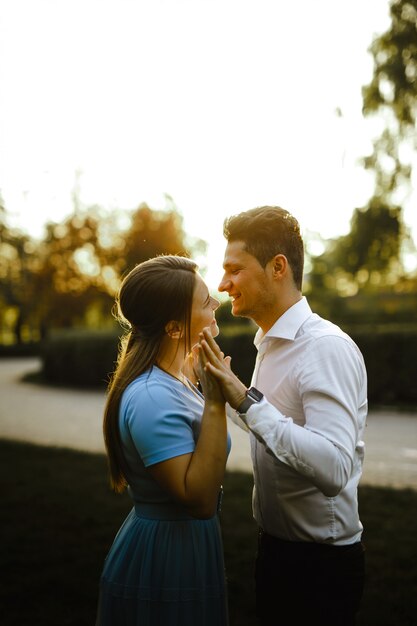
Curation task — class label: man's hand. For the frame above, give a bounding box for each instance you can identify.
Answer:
[195,338,226,406]
[198,327,248,410]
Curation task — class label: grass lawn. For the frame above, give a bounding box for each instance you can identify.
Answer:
[1,439,416,625]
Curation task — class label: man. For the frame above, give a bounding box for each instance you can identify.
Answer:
[199,206,367,626]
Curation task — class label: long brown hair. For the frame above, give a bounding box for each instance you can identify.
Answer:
[103,255,198,493]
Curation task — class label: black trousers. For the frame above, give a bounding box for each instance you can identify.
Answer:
[255,530,365,626]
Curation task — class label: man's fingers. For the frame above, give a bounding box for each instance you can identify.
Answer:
[200,338,223,366]
[202,327,223,356]
[198,344,208,366]
[204,360,227,382]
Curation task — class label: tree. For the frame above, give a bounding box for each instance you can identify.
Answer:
[0,198,207,342]
[32,210,114,334]
[360,0,417,269]
[362,0,417,145]
[307,0,417,306]
[0,201,41,343]
[104,201,206,282]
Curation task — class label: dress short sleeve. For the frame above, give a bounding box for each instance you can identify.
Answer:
[120,370,201,468]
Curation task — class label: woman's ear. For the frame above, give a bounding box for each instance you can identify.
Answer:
[165,321,183,339]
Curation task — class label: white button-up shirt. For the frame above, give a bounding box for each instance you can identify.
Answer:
[234,297,367,545]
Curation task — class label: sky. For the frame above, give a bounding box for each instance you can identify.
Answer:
[1,0,414,290]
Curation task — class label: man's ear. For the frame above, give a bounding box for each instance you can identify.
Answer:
[165,320,183,339]
[271,254,287,279]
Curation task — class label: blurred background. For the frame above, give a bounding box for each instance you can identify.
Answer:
[1,0,417,405]
[1,2,417,624]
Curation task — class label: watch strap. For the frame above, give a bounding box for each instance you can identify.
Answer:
[236,395,256,414]
[236,387,264,414]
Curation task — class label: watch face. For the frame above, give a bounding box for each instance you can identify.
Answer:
[237,387,264,414]
[248,387,263,402]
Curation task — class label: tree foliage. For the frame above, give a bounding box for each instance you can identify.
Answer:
[104,203,193,279]
[362,0,417,128]
[31,212,112,333]
[308,0,417,310]
[0,204,39,343]
[362,0,417,204]
[308,200,403,293]
[0,201,205,344]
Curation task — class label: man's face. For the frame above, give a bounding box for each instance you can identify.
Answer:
[218,240,273,321]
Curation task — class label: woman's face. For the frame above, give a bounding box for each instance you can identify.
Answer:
[189,273,220,346]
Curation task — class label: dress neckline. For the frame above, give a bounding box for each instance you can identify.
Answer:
[154,365,204,403]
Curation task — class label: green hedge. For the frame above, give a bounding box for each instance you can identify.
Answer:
[216,327,257,387]
[39,326,257,389]
[40,325,417,407]
[349,327,417,407]
[0,342,41,357]
[41,329,119,388]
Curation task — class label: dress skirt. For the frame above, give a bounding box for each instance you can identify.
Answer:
[96,502,229,626]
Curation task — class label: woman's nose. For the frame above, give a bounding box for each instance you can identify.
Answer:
[212,297,220,311]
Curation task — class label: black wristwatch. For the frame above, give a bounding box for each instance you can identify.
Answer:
[236,387,264,414]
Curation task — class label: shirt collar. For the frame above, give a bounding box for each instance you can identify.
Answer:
[254,296,313,347]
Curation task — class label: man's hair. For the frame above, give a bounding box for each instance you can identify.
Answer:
[223,206,304,289]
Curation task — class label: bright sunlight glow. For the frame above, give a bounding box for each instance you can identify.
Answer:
[1,0,415,290]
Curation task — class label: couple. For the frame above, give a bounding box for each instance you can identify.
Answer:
[96,206,368,626]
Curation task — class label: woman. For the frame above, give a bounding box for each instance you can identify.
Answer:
[96,255,230,626]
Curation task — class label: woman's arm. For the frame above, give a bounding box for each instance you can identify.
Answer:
[148,401,227,519]
[148,335,228,519]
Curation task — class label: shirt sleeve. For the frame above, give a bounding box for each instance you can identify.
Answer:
[226,403,250,432]
[122,380,197,467]
[242,335,367,497]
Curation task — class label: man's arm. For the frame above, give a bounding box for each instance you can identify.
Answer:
[199,328,367,497]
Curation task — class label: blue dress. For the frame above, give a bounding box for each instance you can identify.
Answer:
[96,366,231,626]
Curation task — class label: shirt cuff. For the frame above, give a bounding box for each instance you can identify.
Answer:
[242,398,290,447]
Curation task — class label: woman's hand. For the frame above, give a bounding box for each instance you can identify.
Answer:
[198,327,247,410]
